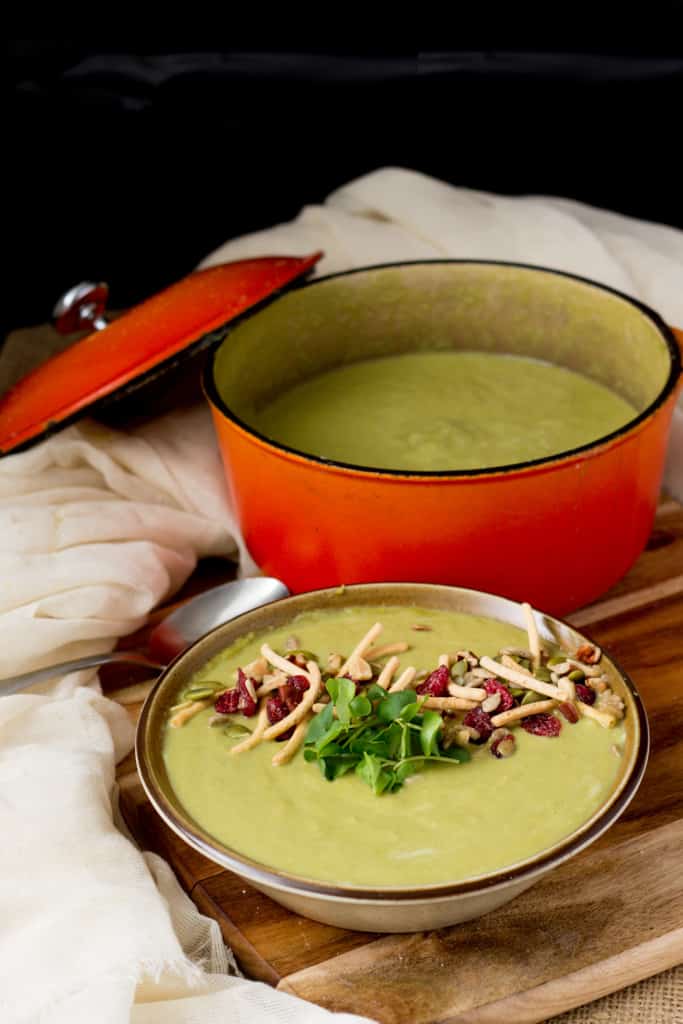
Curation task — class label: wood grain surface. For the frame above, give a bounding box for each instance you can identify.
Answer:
[115,496,683,1023]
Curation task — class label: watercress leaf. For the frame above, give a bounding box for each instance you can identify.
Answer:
[355,751,385,792]
[375,768,394,795]
[420,710,442,757]
[398,701,420,722]
[305,703,334,743]
[366,683,388,702]
[377,690,419,722]
[325,758,357,780]
[440,745,471,763]
[399,723,411,761]
[327,676,355,724]
[362,739,393,759]
[349,694,372,719]
[395,760,420,783]
[383,722,403,759]
[314,721,346,753]
[303,748,319,762]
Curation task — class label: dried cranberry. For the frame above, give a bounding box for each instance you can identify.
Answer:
[287,653,308,669]
[214,688,240,715]
[483,679,515,712]
[521,713,562,737]
[276,726,295,742]
[558,701,579,724]
[278,675,309,712]
[266,694,289,725]
[463,707,494,743]
[416,665,450,697]
[290,675,310,695]
[236,669,258,717]
[575,683,596,706]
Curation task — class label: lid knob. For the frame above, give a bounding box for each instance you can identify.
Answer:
[53,281,110,334]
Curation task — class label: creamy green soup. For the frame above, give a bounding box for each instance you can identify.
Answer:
[163,605,625,887]
[251,351,635,471]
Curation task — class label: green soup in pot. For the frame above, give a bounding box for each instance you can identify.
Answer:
[247,351,634,471]
[163,605,626,888]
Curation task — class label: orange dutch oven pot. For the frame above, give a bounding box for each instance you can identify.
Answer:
[204,260,683,615]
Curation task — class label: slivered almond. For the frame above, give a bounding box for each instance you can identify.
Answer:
[365,641,410,660]
[388,667,417,692]
[271,715,311,766]
[376,656,400,689]
[522,602,543,670]
[261,644,315,683]
[491,699,557,728]
[230,702,269,754]
[256,672,287,698]
[447,683,486,700]
[169,699,212,728]
[243,656,268,681]
[479,656,561,701]
[263,662,322,740]
[337,622,383,679]
[422,696,479,712]
[577,701,617,729]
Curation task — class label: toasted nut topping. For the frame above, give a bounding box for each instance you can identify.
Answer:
[482,692,502,713]
[326,653,343,673]
[453,650,479,667]
[575,642,601,665]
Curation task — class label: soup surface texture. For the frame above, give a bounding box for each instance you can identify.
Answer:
[163,605,626,887]
[250,351,634,471]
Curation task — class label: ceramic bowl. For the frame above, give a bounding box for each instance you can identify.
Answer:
[136,582,648,933]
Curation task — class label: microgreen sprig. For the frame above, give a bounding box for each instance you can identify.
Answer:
[303,680,470,795]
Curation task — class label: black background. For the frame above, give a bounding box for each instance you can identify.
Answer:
[6,29,683,340]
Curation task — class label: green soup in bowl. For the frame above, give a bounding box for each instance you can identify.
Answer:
[137,584,648,932]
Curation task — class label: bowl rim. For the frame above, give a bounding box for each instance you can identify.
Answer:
[136,581,650,902]
[203,258,681,481]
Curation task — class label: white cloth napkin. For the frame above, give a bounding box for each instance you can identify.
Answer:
[1,168,682,1024]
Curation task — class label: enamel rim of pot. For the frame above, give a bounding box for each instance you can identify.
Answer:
[203,259,681,480]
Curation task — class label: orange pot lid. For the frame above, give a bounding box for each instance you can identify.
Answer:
[0,253,322,456]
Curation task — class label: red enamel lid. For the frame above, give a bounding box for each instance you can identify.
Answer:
[0,253,322,456]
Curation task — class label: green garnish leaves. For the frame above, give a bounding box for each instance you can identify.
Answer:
[326,676,355,723]
[305,702,334,743]
[355,752,393,795]
[377,689,418,722]
[349,694,372,718]
[303,683,468,795]
[419,710,442,757]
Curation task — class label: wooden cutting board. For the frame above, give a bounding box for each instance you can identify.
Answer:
[114,495,683,1024]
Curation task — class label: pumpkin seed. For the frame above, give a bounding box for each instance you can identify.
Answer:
[182,681,224,702]
[450,659,467,679]
[568,669,585,682]
[534,666,553,682]
[522,690,545,705]
[224,723,252,737]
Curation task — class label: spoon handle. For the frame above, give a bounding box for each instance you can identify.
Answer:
[0,651,165,698]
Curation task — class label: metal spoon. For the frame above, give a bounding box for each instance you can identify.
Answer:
[0,577,289,698]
